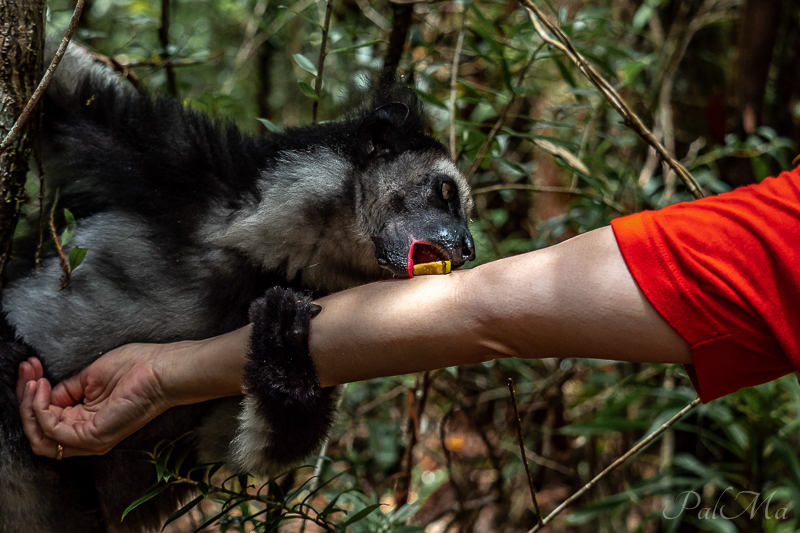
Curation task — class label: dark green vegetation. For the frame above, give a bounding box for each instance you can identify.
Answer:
[28,0,800,531]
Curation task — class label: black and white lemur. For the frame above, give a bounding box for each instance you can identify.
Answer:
[0,44,474,533]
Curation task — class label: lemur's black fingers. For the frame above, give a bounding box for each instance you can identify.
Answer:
[244,287,336,467]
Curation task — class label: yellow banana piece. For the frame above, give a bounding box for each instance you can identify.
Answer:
[412,260,451,276]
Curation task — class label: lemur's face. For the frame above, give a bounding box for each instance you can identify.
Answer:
[358,150,475,278]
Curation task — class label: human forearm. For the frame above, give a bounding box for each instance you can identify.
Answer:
[157,324,253,407]
[309,226,691,387]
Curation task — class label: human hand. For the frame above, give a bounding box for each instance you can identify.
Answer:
[17,344,172,458]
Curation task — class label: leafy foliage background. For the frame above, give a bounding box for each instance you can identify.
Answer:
[33,0,800,531]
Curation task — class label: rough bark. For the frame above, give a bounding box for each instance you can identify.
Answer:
[723,0,782,187]
[0,0,45,285]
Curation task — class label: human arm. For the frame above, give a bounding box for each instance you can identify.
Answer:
[17,225,691,458]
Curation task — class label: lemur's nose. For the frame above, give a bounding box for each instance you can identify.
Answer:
[462,235,475,262]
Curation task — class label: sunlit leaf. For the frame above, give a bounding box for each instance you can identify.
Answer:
[257,118,282,133]
[293,53,318,76]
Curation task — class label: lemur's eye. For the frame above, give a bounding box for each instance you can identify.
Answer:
[441,182,454,201]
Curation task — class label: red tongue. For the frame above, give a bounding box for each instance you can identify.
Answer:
[408,241,446,277]
[414,245,443,264]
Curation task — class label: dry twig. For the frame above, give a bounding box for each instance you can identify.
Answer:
[519,0,705,200]
[158,0,177,96]
[0,0,85,155]
[527,397,701,533]
[508,379,543,525]
[395,371,431,506]
[312,0,335,124]
[46,191,70,290]
[449,13,467,158]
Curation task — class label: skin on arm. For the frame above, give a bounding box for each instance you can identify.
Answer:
[17,225,690,457]
[310,225,690,386]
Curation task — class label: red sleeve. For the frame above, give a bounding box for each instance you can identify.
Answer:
[610,166,800,403]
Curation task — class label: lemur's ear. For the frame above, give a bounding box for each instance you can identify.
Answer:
[356,102,410,158]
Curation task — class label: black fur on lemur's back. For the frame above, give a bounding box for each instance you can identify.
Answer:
[0,44,474,533]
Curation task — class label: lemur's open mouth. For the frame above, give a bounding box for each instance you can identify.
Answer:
[408,241,448,277]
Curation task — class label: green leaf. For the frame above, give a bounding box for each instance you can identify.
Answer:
[173,447,190,475]
[632,0,662,30]
[328,39,385,55]
[256,118,282,133]
[156,455,167,482]
[293,53,318,76]
[554,58,577,88]
[278,6,324,30]
[61,208,76,247]
[414,90,448,110]
[319,492,345,520]
[339,503,382,529]
[499,55,513,93]
[751,155,770,182]
[298,81,318,101]
[196,481,209,498]
[121,484,170,521]
[268,479,285,504]
[192,498,244,532]
[161,494,204,531]
[68,246,88,271]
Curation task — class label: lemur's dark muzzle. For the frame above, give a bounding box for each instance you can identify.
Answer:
[374,220,475,278]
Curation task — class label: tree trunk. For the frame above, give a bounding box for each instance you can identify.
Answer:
[0,0,45,286]
[723,0,782,187]
[380,2,413,84]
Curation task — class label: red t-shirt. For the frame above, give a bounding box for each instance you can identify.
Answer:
[611,165,800,403]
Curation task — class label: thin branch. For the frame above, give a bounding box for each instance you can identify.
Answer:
[222,0,269,95]
[86,50,145,92]
[299,385,347,533]
[123,56,219,69]
[471,183,625,213]
[0,0,85,155]
[354,383,406,417]
[508,379,543,525]
[465,43,544,182]
[499,441,574,476]
[527,397,701,533]
[519,0,705,200]
[356,0,390,31]
[449,14,466,158]
[46,191,70,290]
[439,408,467,519]
[34,117,45,270]
[395,371,431,506]
[158,0,177,96]
[312,0,334,124]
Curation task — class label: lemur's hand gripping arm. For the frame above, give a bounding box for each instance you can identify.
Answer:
[232,288,338,473]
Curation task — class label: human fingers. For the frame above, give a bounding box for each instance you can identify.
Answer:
[19,380,61,458]
[15,357,44,402]
[16,361,34,402]
[50,368,88,407]
[28,379,100,458]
